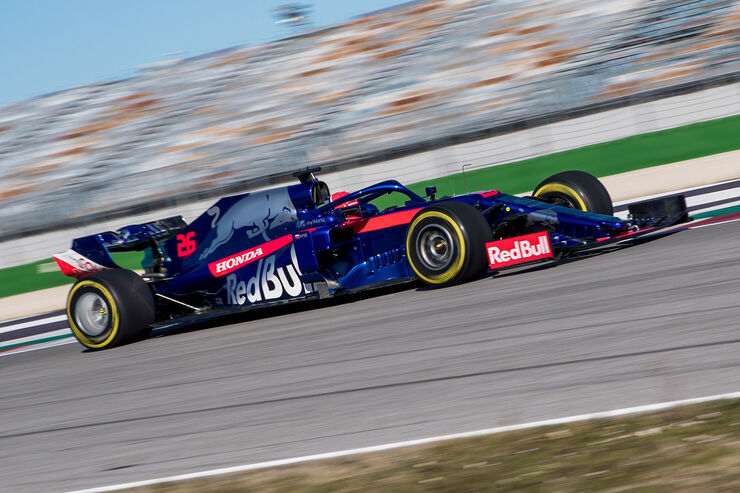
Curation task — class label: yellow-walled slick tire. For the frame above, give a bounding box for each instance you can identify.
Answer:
[406,201,492,287]
[67,269,155,350]
[532,170,613,215]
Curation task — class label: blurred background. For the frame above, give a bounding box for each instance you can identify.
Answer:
[0,0,738,267]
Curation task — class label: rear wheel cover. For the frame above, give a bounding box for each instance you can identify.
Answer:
[74,292,111,337]
[66,269,154,350]
[68,280,120,348]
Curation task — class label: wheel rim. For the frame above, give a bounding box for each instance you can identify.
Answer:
[74,292,110,337]
[416,224,455,271]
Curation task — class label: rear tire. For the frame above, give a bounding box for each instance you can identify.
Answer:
[67,269,155,350]
[406,201,492,287]
[532,170,613,215]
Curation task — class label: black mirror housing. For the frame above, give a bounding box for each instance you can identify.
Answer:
[425,186,437,200]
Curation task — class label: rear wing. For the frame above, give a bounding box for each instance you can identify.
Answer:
[54,216,186,278]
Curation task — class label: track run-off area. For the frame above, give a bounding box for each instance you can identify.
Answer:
[0,210,738,492]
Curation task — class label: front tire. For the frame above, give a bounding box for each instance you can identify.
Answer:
[406,201,492,287]
[67,269,155,350]
[532,170,613,215]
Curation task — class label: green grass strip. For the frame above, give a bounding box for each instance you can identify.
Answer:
[403,114,740,200]
[2,114,738,299]
[0,251,143,298]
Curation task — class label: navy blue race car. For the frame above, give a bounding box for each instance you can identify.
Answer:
[55,168,688,350]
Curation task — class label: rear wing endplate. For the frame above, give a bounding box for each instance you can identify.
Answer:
[54,216,186,278]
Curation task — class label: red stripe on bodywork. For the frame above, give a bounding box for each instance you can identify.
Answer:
[596,227,655,242]
[208,234,292,277]
[54,257,80,277]
[52,251,111,279]
[480,190,500,197]
[358,208,423,233]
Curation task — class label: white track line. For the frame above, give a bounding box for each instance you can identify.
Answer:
[0,314,67,336]
[691,201,740,216]
[0,329,72,355]
[611,178,740,207]
[67,390,740,493]
[2,337,76,355]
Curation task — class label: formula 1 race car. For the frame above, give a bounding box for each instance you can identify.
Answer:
[55,168,688,350]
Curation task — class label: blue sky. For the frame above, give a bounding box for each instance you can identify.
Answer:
[0,0,406,107]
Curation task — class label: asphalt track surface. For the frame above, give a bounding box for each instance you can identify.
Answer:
[1,220,739,492]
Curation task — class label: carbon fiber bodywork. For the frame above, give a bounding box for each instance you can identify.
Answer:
[55,172,688,321]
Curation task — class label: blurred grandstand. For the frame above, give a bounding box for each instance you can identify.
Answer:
[0,0,738,240]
